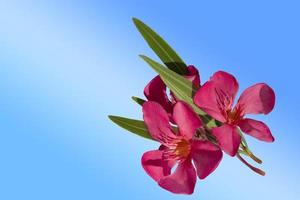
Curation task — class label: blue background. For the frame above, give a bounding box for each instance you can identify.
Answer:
[0,1,299,199]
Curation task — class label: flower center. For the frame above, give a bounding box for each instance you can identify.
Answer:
[164,138,191,161]
[226,106,244,124]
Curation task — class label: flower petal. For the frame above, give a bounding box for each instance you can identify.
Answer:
[194,71,239,122]
[238,118,274,142]
[210,71,239,102]
[237,83,275,115]
[144,75,172,113]
[141,150,171,182]
[143,101,175,142]
[173,101,203,139]
[185,65,201,87]
[212,124,241,156]
[191,141,223,179]
[158,159,196,194]
[194,81,227,122]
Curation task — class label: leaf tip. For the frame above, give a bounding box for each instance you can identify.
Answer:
[132,17,139,23]
[131,96,138,102]
[108,115,115,121]
[132,96,146,106]
[138,54,147,59]
[132,17,144,28]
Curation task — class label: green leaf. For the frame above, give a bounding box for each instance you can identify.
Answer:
[133,17,187,75]
[108,115,154,140]
[140,55,207,117]
[132,96,146,106]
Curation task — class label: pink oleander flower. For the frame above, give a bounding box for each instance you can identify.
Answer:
[194,71,275,156]
[142,100,222,194]
[144,65,200,116]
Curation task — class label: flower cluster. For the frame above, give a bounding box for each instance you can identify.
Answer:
[109,18,275,195]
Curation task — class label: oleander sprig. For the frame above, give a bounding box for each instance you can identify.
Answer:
[108,18,275,195]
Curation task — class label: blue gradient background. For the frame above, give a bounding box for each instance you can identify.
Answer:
[0,1,299,199]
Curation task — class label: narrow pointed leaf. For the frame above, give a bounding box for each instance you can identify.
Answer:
[139,55,206,116]
[132,96,146,106]
[133,17,187,75]
[108,115,154,140]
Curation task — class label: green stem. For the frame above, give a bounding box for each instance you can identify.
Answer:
[237,153,265,176]
[238,129,262,164]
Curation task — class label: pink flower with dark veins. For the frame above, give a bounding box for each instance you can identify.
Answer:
[144,65,200,116]
[142,101,222,194]
[194,71,275,156]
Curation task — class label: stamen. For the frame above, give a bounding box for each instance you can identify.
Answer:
[226,104,244,124]
[214,88,234,119]
[156,127,177,146]
[163,138,191,161]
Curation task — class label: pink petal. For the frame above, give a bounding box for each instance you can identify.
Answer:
[158,159,196,195]
[141,150,171,182]
[191,141,223,179]
[144,75,172,113]
[237,83,275,115]
[173,101,203,139]
[194,71,239,122]
[194,81,227,122]
[185,65,201,87]
[210,71,239,102]
[238,118,274,142]
[212,124,241,156]
[143,101,175,142]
